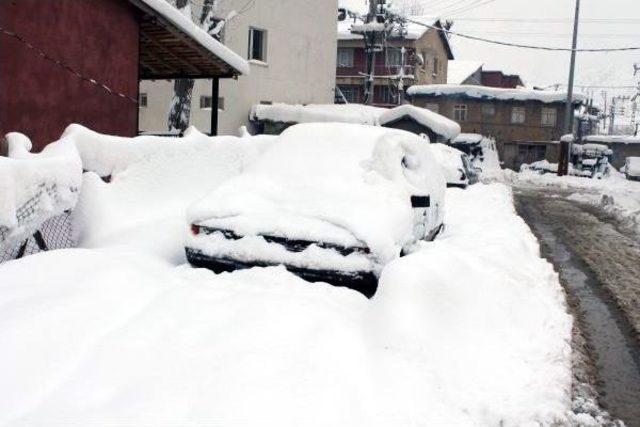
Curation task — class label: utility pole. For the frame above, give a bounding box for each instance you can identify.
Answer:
[558,0,580,176]
[397,46,406,105]
[364,0,380,105]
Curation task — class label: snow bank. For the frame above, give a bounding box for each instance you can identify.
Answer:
[0,133,82,246]
[626,157,640,176]
[562,134,640,145]
[367,183,573,425]
[408,84,587,104]
[0,183,574,425]
[251,103,385,126]
[378,104,461,140]
[138,0,249,75]
[71,126,275,263]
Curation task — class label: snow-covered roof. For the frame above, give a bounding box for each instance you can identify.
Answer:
[561,134,640,144]
[378,105,461,140]
[132,0,249,76]
[251,104,386,126]
[408,84,587,104]
[447,61,483,85]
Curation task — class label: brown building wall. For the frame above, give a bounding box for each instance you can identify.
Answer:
[412,96,568,142]
[0,0,140,151]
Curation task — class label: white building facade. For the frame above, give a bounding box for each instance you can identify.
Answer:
[139,0,338,136]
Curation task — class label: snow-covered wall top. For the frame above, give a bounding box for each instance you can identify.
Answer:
[561,134,640,144]
[378,105,461,140]
[407,84,587,104]
[251,104,386,126]
[138,0,250,75]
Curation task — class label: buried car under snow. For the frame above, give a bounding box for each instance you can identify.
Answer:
[429,143,479,188]
[185,123,446,297]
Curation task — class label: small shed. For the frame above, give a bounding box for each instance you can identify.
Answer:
[0,0,249,151]
[378,105,461,144]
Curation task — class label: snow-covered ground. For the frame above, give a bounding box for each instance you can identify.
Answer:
[0,178,575,425]
[503,169,640,235]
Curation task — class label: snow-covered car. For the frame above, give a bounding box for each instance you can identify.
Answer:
[185,123,446,297]
[451,133,501,172]
[429,143,478,188]
[623,157,640,181]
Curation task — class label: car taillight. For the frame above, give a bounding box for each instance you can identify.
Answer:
[191,224,200,235]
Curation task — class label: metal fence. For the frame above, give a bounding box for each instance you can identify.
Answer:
[0,183,78,264]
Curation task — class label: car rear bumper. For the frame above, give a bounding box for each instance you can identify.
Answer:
[185,247,378,298]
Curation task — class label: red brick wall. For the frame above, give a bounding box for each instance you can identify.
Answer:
[0,0,139,151]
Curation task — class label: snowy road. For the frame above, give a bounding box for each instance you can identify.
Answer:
[515,187,640,426]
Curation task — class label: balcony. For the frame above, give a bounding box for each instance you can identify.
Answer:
[336,65,415,78]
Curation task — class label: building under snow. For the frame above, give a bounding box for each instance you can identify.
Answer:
[407,84,588,170]
[139,0,339,136]
[0,0,248,151]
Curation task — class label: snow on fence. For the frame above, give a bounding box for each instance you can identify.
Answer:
[0,133,82,262]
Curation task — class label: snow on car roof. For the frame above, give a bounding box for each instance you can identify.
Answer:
[447,61,483,85]
[136,0,250,75]
[251,103,385,126]
[378,105,461,140]
[188,123,446,263]
[408,84,587,104]
[453,133,484,144]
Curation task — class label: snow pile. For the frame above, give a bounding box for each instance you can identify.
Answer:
[251,103,385,126]
[378,104,461,140]
[137,0,250,75]
[188,123,446,267]
[408,84,587,104]
[452,133,501,173]
[71,127,275,263]
[447,60,483,84]
[429,143,465,185]
[626,157,640,176]
[0,133,82,246]
[0,183,573,425]
[520,160,592,178]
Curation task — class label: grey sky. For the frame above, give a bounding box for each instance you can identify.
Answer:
[421,0,639,103]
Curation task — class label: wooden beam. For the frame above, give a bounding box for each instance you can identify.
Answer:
[140,29,201,75]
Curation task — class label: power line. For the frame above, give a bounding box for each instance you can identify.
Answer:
[405,18,640,52]
[0,25,137,103]
[439,17,640,24]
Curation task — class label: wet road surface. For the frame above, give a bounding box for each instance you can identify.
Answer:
[516,188,640,426]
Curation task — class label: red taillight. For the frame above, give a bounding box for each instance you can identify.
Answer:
[191,224,200,235]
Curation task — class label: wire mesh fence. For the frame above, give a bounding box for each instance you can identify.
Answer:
[0,181,78,264]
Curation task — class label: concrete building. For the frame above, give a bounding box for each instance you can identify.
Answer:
[407,84,586,170]
[139,0,338,136]
[0,0,247,151]
[336,9,453,107]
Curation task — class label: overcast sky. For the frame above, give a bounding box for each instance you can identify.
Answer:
[342,0,639,106]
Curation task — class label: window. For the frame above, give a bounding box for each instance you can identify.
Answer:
[248,28,267,62]
[218,97,225,111]
[200,96,213,109]
[259,100,272,105]
[482,104,495,116]
[139,93,147,108]
[386,49,401,66]
[337,48,354,67]
[541,107,557,127]
[425,103,439,114]
[511,106,526,124]
[339,85,360,103]
[453,104,468,122]
[433,57,439,75]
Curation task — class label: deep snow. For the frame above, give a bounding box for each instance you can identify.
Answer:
[0,183,574,425]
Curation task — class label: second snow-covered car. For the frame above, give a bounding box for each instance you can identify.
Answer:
[186,123,446,297]
[429,143,479,188]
